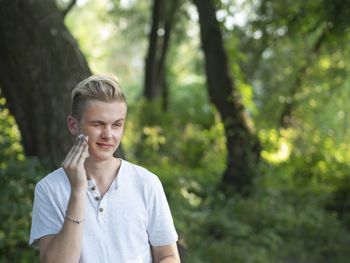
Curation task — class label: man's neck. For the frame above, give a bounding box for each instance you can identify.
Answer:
[84,157,121,184]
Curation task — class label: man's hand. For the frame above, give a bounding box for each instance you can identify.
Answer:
[62,135,89,192]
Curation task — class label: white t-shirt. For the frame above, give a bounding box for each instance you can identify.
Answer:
[29,159,178,263]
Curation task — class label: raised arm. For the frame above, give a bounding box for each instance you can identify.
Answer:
[39,135,89,263]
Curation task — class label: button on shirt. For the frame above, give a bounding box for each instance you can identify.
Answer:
[29,160,178,263]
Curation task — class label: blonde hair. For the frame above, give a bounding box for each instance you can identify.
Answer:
[71,74,127,120]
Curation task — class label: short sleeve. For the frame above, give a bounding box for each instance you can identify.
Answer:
[147,176,178,246]
[29,182,64,248]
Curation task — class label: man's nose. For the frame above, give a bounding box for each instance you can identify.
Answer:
[101,126,112,138]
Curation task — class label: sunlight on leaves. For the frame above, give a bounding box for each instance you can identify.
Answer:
[259,129,294,164]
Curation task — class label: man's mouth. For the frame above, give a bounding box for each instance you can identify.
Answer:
[96,143,114,148]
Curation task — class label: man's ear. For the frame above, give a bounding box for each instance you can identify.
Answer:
[67,115,79,136]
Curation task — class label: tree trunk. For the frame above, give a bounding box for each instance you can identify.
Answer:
[193,0,260,195]
[0,0,91,166]
[144,0,178,110]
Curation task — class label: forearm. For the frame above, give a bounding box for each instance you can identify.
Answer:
[41,190,86,263]
[158,255,180,263]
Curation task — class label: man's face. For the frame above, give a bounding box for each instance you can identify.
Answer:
[78,99,127,162]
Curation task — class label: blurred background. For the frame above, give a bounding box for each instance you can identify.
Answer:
[1,0,350,262]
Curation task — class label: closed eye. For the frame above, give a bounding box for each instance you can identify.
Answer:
[113,122,123,127]
[91,121,104,126]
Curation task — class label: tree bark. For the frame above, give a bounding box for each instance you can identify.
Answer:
[0,0,91,166]
[193,0,260,195]
[145,0,163,100]
[144,0,178,110]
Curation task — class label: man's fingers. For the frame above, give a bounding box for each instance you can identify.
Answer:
[62,136,82,164]
[78,142,89,165]
[63,136,84,166]
[71,136,86,164]
[61,135,89,191]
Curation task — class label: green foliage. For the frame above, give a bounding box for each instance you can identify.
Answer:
[0,97,46,262]
[122,96,350,262]
[135,119,350,263]
[181,187,350,263]
[123,98,225,169]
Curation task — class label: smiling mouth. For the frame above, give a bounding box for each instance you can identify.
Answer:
[96,143,114,147]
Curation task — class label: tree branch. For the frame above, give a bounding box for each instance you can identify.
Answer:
[62,0,77,17]
[279,24,331,128]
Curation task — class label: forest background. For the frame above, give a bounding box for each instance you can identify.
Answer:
[1,0,350,262]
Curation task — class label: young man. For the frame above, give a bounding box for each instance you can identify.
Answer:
[29,74,180,263]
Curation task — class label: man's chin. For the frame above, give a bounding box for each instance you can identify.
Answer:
[89,153,114,162]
